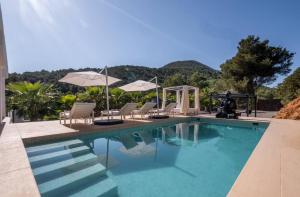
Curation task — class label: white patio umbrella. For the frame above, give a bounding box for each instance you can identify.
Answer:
[118,80,159,92]
[59,66,121,120]
[59,71,120,87]
[119,78,160,115]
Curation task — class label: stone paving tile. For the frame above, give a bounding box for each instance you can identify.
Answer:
[228,118,300,197]
[282,147,300,197]
[0,137,23,150]
[0,146,30,174]
[0,121,40,196]
[228,120,282,197]
[0,168,40,197]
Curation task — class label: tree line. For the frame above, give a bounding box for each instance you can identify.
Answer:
[6,35,299,121]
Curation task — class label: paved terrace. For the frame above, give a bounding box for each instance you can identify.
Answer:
[0,115,299,197]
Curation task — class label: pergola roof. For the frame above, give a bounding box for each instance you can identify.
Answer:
[163,85,198,91]
[210,92,257,99]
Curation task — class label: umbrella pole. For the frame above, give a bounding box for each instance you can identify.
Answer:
[105,66,110,120]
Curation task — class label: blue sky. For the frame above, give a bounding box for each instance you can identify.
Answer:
[1,0,300,86]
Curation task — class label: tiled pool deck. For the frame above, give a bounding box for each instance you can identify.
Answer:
[0,115,299,197]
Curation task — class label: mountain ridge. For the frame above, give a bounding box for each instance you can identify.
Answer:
[7,60,219,92]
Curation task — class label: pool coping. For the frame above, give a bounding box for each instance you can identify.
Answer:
[1,116,299,197]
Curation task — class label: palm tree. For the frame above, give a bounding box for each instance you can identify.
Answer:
[7,81,55,121]
[77,86,106,116]
[110,88,130,109]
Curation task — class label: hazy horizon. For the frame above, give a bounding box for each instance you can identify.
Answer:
[1,0,300,86]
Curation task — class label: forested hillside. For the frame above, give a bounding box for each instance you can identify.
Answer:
[7,60,219,93]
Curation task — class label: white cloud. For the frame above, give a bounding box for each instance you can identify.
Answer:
[19,0,55,26]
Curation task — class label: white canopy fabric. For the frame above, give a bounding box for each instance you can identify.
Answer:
[0,6,8,122]
[162,85,200,115]
[119,80,159,92]
[180,86,189,115]
[195,88,200,111]
[59,71,121,87]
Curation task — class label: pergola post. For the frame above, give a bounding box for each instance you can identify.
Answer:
[194,87,200,114]
[162,88,167,109]
[176,90,181,108]
[181,86,189,115]
[164,85,200,115]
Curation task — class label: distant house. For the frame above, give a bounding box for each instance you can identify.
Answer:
[0,5,8,123]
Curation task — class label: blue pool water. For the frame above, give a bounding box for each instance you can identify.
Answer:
[25,118,268,197]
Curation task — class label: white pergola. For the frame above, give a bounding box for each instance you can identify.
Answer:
[162,85,200,115]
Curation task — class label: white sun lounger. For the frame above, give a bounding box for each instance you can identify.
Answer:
[101,103,138,120]
[132,102,156,119]
[151,102,177,116]
[59,102,96,127]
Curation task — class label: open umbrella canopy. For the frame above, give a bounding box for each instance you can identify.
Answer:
[119,80,159,92]
[59,71,121,87]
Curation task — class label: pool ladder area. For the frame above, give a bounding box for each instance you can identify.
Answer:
[26,139,118,197]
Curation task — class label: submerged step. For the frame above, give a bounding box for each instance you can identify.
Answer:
[39,163,106,196]
[29,146,91,167]
[27,139,85,157]
[33,153,98,176]
[69,178,118,197]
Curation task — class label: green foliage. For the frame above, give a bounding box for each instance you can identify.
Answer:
[7,81,55,121]
[143,92,157,103]
[109,88,130,109]
[188,72,209,88]
[7,60,219,93]
[200,87,219,110]
[256,86,278,100]
[6,57,297,121]
[59,94,76,110]
[161,60,219,79]
[277,67,300,104]
[76,87,105,115]
[163,73,187,87]
[163,71,211,89]
[220,35,294,94]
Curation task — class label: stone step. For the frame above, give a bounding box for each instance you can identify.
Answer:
[39,163,106,196]
[29,146,91,168]
[33,153,98,176]
[27,139,85,157]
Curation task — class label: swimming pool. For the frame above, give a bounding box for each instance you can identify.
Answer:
[25,118,268,197]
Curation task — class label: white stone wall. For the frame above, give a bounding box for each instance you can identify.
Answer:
[0,5,8,122]
[0,69,5,120]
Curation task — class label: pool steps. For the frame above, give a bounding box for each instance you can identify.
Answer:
[33,153,99,176]
[27,139,85,156]
[29,146,90,162]
[38,163,106,196]
[26,140,118,197]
